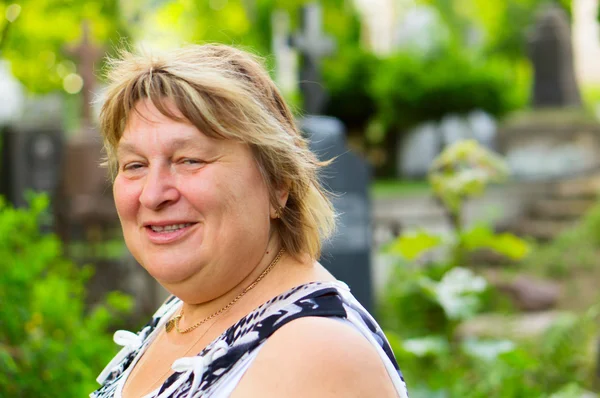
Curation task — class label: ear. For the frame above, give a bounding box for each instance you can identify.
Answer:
[270,184,290,219]
[276,186,289,208]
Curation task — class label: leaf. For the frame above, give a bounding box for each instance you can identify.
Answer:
[387,230,443,260]
[430,267,487,320]
[489,233,530,260]
[461,223,530,260]
[402,335,450,357]
[428,140,509,212]
[548,383,595,398]
[461,338,516,362]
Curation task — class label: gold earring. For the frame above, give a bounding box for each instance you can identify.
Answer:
[275,206,283,219]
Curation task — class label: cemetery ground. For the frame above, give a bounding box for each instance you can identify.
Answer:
[373,180,600,313]
[371,146,600,396]
[3,0,600,395]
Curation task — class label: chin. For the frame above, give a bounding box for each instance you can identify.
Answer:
[140,256,199,285]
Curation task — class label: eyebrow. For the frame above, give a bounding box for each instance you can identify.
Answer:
[117,136,212,156]
[116,141,138,156]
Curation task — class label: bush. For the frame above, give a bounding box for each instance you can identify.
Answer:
[521,202,600,278]
[370,48,524,132]
[322,47,380,132]
[0,194,132,397]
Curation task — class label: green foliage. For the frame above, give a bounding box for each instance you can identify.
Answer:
[141,0,359,60]
[385,141,527,266]
[429,140,509,217]
[370,49,524,132]
[322,47,380,132]
[419,0,572,63]
[370,179,431,199]
[0,194,132,397]
[118,0,360,109]
[388,230,444,261]
[522,202,600,278]
[461,223,529,261]
[0,0,127,93]
[379,141,597,396]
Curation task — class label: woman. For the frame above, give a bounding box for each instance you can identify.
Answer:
[91,44,408,398]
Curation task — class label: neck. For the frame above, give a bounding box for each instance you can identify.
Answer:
[176,240,285,331]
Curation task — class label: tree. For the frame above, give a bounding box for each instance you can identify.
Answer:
[418,0,572,63]
[131,0,360,62]
[0,0,127,94]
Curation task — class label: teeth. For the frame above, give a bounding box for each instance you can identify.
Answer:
[150,223,192,232]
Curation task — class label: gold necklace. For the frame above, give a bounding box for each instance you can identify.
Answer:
[165,248,285,334]
[129,317,221,398]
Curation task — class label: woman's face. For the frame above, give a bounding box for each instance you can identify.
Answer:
[113,99,275,301]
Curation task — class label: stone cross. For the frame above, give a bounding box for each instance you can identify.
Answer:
[528,4,582,108]
[271,10,298,96]
[65,20,105,135]
[291,3,336,114]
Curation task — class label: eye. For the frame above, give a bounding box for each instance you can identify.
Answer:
[181,158,205,166]
[122,162,145,171]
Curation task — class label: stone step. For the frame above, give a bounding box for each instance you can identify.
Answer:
[529,198,597,220]
[457,311,568,340]
[484,271,562,312]
[513,218,576,241]
[372,208,446,225]
[373,197,445,223]
[550,174,600,198]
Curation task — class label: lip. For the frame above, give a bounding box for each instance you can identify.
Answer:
[143,222,198,244]
[143,220,197,227]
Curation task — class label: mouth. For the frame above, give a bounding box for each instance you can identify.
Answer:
[143,222,198,244]
[147,223,195,233]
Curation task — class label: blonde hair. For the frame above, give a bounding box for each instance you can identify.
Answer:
[99,44,335,259]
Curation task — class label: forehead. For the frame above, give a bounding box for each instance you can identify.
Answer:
[119,99,210,148]
[124,99,187,133]
[116,99,258,164]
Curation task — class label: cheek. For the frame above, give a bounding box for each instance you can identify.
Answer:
[113,177,140,221]
[231,169,271,219]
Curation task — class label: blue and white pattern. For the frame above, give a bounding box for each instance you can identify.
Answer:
[91,281,409,398]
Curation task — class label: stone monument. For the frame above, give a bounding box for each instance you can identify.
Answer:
[57,22,165,319]
[0,62,63,209]
[271,10,297,97]
[57,20,115,244]
[498,3,600,241]
[300,116,374,312]
[283,3,374,311]
[64,20,105,135]
[0,95,63,210]
[291,3,335,114]
[497,4,600,180]
[529,5,581,108]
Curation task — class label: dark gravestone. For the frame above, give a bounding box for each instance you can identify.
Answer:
[288,4,372,310]
[53,22,166,319]
[0,126,63,208]
[300,115,373,312]
[496,4,597,181]
[57,21,117,246]
[529,4,581,108]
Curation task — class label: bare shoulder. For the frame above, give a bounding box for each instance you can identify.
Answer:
[230,316,399,398]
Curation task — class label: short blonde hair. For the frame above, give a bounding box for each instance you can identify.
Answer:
[99,44,335,259]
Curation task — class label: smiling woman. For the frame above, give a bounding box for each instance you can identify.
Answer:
[91,44,409,398]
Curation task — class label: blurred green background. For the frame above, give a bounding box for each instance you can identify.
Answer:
[3,0,600,397]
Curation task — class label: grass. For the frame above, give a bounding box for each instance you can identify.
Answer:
[370,179,431,199]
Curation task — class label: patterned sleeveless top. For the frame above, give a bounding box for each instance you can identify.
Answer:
[90,281,409,398]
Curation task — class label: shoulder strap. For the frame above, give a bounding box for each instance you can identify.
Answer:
[159,287,347,395]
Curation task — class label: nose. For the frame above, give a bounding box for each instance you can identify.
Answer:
[139,165,180,210]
